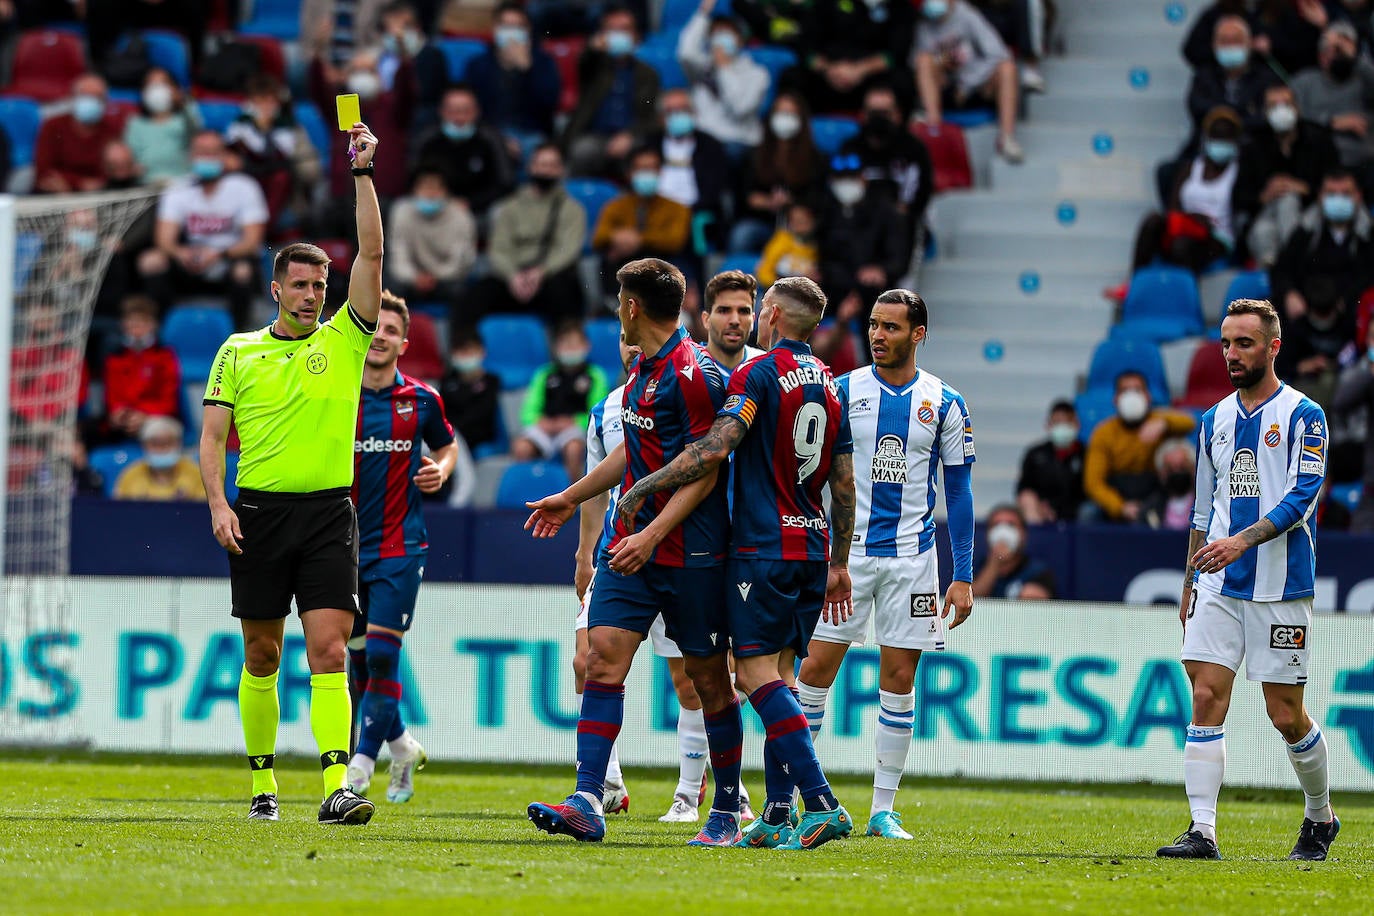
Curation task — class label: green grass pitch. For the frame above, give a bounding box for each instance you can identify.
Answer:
[2,751,1368,914]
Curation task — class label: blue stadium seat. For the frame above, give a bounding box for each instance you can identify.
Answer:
[293,101,331,165]
[810,116,860,156]
[1222,270,1271,311]
[564,178,621,251]
[0,96,42,169]
[660,0,730,32]
[496,461,571,509]
[1330,481,1362,514]
[587,317,623,382]
[745,45,797,114]
[15,231,42,293]
[436,38,486,82]
[133,30,191,86]
[1073,389,1118,442]
[472,410,510,461]
[89,444,143,497]
[1084,337,1170,405]
[241,0,301,40]
[945,109,997,128]
[163,304,235,382]
[716,254,764,297]
[1119,265,1204,340]
[634,43,687,90]
[198,100,243,134]
[478,314,552,389]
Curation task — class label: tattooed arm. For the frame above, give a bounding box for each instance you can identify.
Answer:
[1190,517,1281,579]
[615,415,746,530]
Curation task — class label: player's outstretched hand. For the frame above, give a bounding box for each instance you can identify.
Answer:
[349,122,379,169]
[943,580,973,629]
[211,503,244,555]
[615,486,646,534]
[525,491,577,537]
[823,566,852,623]
[607,530,655,576]
[1191,535,1246,576]
[413,455,444,493]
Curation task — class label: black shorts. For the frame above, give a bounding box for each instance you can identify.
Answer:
[229,488,360,620]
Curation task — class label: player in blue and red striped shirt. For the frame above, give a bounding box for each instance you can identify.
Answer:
[346,293,458,804]
[523,258,747,846]
[618,276,858,851]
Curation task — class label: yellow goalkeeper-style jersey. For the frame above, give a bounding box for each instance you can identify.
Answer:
[203,303,375,494]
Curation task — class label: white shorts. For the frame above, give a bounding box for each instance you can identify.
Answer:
[812,551,945,650]
[648,614,682,658]
[523,423,584,458]
[1182,587,1312,684]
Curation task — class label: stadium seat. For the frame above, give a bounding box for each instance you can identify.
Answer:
[5,29,87,102]
[545,36,585,113]
[241,0,301,40]
[398,311,446,382]
[197,100,243,134]
[436,38,486,82]
[1072,389,1118,442]
[315,237,355,272]
[472,410,511,463]
[634,43,687,90]
[660,0,730,31]
[496,461,571,509]
[587,317,623,382]
[127,30,191,86]
[0,97,42,169]
[564,178,621,251]
[236,34,287,81]
[1221,269,1271,311]
[1330,481,1362,514]
[162,304,235,382]
[744,45,797,114]
[89,444,143,497]
[912,122,973,192]
[1176,339,1232,409]
[479,314,552,389]
[1119,265,1205,340]
[810,116,860,156]
[945,108,997,128]
[293,101,331,165]
[1084,337,1170,405]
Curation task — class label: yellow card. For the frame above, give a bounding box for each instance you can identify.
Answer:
[335,93,360,131]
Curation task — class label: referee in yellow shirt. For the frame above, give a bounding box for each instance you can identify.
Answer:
[200,123,383,825]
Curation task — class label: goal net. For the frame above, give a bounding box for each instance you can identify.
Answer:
[0,189,158,743]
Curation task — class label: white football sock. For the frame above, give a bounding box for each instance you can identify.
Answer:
[387,729,415,758]
[605,743,623,785]
[796,679,829,743]
[348,752,376,778]
[674,706,708,800]
[873,689,915,814]
[1184,724,1225,841]
[1285,722,1332,823]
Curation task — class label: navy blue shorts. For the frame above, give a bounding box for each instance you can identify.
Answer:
[352,554,425,636]
[727,558,828,658]
[586,553,727,657]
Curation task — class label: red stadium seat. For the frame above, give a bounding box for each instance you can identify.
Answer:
[545,36,585,114]
[6,29,87,103]
[1176,341,1231,410]
[315,238,356,273]
[912,122,973,192]
[237,34,287,81]
[398,312,446,383]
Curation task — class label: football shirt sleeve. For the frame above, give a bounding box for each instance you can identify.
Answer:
[939,390,976,466]
[1191,418,1215,532]
[421,390,456,450]
[331,300,377,354]
[203,339,237,408]
[717,360,766,431]
[833,383,854,456]
[1266,402,1327,533]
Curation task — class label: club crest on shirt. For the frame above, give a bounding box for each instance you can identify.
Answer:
[1229,448,1260,498]
[394,399,414,418]
[872,434,908,484]
[1264,423,1281,448]
[917,400,936,424]
[643,377,659,404]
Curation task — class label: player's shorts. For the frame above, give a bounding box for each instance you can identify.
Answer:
[726,557,828,659]
[812,551,945,650]
[351,554,424,637]
[648,615,683,659]
[1182,587,1313,685]
[586,553,726,657]
[522,423,584,458]
[229,488,359,620]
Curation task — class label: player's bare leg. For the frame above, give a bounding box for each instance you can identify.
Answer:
[240,618,285,820]
[1159,661,1232,858]
[1263,682,1337,860]
[302,608,375,825]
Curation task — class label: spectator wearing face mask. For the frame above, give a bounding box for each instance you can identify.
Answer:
[100,295,181,445]
[729,90,826,254]
[1271,169,1374,320]
[1332,318,1374,532]
[1276,275,1359,408]
[113,416,206,502]
[468,2,562,141]
[1183,0,1344,77]
[35,73,124,194]
[226,75,323,228]
[1141,437,1199,530]
[1016,399,1085,524]
[386,169,478,313]
[1133,107,1244,273]
[676,2,770,153]
[1292,22,1374,188]
[123,67,201,183]
[1234,83,1341,267]
[1083,371,1196,523]
[1185,14,1278,145]
[971,504,1055,600]
[818,153,910,321]
[439,332,503,456]
[648,88,730,252]
[839,83,935,240]
[592,146,692,304]
[562,6,662,177]
[412,86,516,218]
[512,322,610,483]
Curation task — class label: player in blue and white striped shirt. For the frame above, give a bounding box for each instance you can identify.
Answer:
[1157,298,1339,862]
[795,290,976,841]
